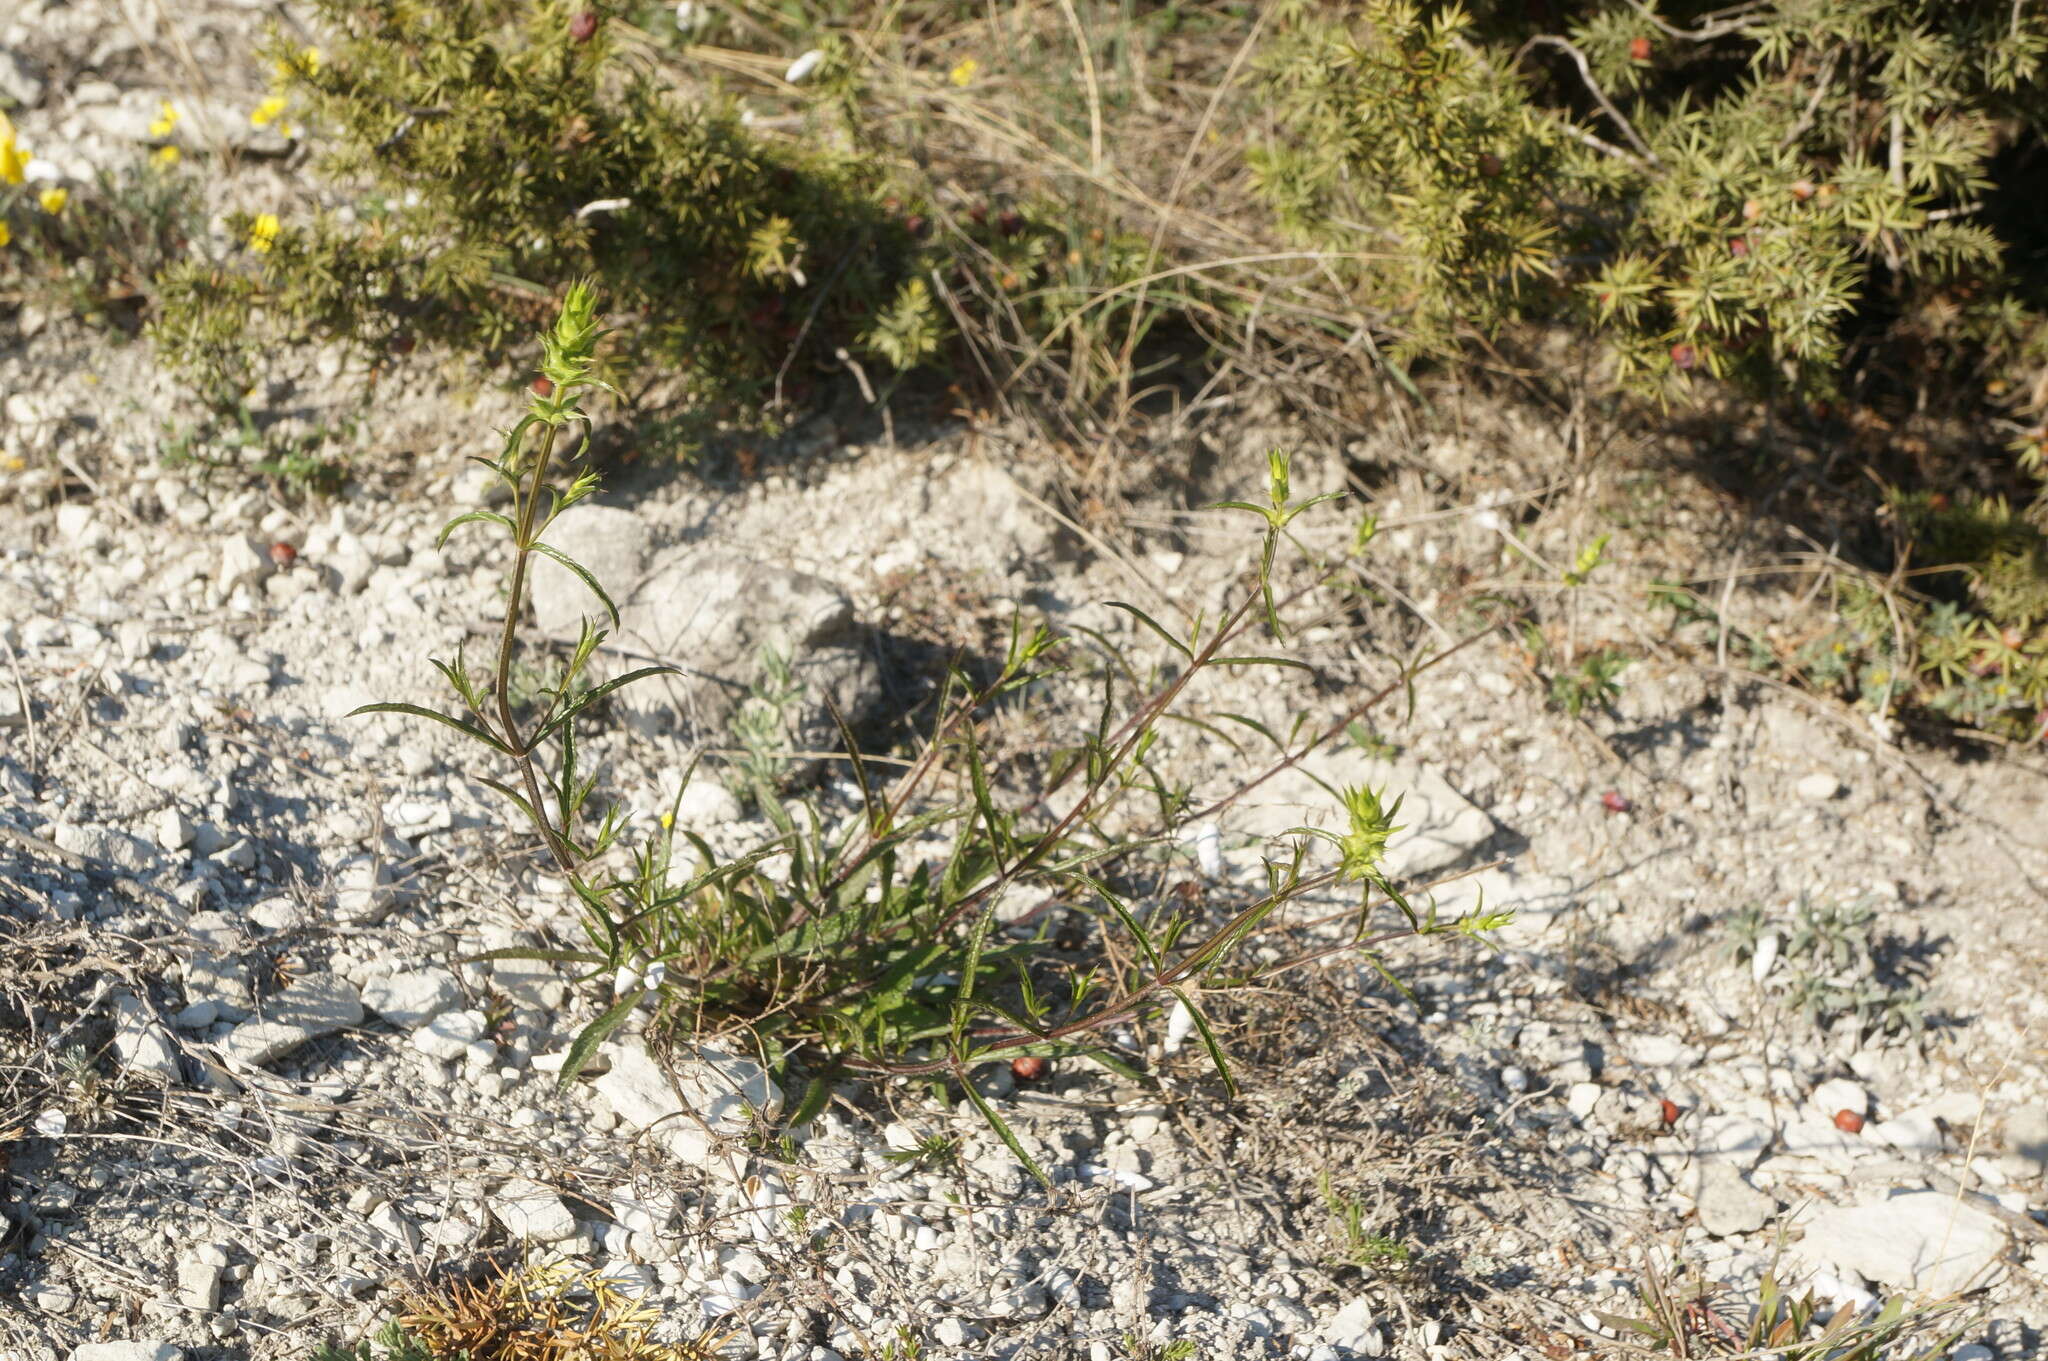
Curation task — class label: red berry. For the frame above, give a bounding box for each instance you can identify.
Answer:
[1477,152,1504,179]
[1010,1055,1048,1082]
[268,541,298,567]
[1834,1108,1864,1134]
[1790,179,1816,202]
[1669,342,1697,371]
[903,214,927,238]
[569,10,599,41]
[1600,790,1631,814]
[1729,236,1750,258]
[532,377,554,397]
[1660,1098,1680,1127]
[1629,35,1652,61]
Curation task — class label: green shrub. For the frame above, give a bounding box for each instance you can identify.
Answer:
[149,0,930,417]
[1252,0,2048,398]
[1253,0,2048,737]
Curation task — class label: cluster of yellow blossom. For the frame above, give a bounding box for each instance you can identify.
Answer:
[248,212,280,254]
[150,102,181,166]
[252,48,319,139]
[1,112,69,245]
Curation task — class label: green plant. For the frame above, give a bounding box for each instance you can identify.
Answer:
[1119,1337,1197,1361]
[1720,903,1768,966]
[158,397,356,499]
[149,0,923,425]
[311,1321,435,1361]
[1253,0,2048,400]
[1318,1170,1412,1271]
[1791,573,2048,742]
[1730,895,1931,1040]
[875,1328,924,1361]
[361,287,1512,1179]
[880,1129,960,1173]
[1549,649,1630,717]
[1605,1248,1973,1359]
[50,1043,116,1129]
[0,134,208,329]
[1250,0,2048,741]
[728,645,802,804]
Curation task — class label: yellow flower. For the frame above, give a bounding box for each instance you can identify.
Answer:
[153,145,182,168]
[250,96,288,129]
[0,122,26,186]
[38,186,67,215]
[0,221,10,248]
[248,212,280,253]
[150,102,179,138]
[275,46,320,81]
[949,57,979,88]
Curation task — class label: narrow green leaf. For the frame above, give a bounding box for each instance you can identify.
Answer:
[429,655,489,715]
[1156,710,1250,758]
[557,702,579,831]
[476,775,541,827]
[534,666,680,743]
[1105,601,1193,661]
[347,702,513,754]
[1377,353,1426,408]
[1210,719,1292,766]
[1278,490,1346,526]
[967,999,1051,1043]
[1168,987,1236,1098]
[457,945,606,968]
[529,541,620,626]
[1357,949,1419,1009]
[1076,875,1160,971]
[1075,1047,1146,1085]
[961,725,1008,862]
[556,990,648,1086]
[826,694,885,835]
[1208,655,1315,671]
[437,509,514,548]
[959,1075,1050,1188]
[958,898,999,1004]
[786,1073,835,1132]
[466,453,517,487]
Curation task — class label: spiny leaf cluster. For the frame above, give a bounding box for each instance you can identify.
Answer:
[1253,0,2048,398]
